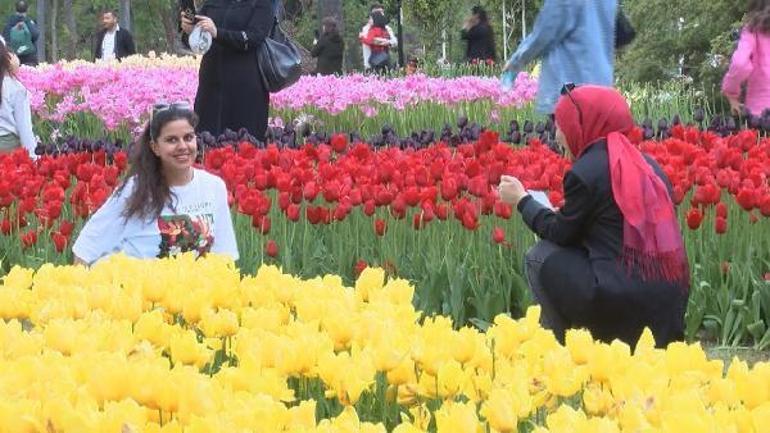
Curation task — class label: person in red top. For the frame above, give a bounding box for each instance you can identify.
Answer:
[360,12,391,73]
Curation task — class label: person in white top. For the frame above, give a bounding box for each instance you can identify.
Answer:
[73,102,239,265]
[359,4,397,71]
[0,38,36,159]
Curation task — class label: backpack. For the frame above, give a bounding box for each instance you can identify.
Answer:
[9,20,34,56]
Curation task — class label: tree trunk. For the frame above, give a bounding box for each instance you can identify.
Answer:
[150,0,178,54]
[317,0,343,29]
[119,0,132,31]
[36,0,46,62]
[63,0,77,59]
[50,0,58,62]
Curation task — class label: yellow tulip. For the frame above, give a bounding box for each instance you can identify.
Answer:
[480,388,518,433]
[435,401,480,433]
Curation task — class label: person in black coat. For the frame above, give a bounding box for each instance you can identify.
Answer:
[311,17,344,76]
[93,10,136,62]
[498,85,690,348]
[461,6,496,64]
[181,0,274,142]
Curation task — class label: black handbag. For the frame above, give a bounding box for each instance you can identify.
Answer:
[615,9,636,49]
[257,1,302,92]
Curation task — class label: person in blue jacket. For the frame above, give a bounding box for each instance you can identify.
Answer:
[502,0,617,115]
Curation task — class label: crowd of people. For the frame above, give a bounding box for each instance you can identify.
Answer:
[2,0,770,348]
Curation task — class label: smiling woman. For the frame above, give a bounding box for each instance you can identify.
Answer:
[72,103,238,265]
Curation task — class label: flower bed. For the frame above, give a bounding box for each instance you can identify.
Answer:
[18,56,537,140]
[2,128,770,347]
[1,255,768,432]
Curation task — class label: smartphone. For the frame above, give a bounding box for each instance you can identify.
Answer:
[179,0,197,23]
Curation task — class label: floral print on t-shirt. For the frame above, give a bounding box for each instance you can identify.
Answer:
[157,214,214,258]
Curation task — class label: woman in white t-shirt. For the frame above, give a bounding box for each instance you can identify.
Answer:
[73,102,239,265]
[0,38,37,158]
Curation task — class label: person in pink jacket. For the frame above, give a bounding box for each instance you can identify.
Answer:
[723,0,770,117]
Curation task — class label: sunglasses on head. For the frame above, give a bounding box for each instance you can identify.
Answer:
[151,101,193,124]
[560,83,584,126]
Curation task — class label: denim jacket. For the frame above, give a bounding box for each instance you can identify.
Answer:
[505,0,617,114]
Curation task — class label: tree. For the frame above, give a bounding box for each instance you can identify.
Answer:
[119,0,131,31]
[49,0,58,62]
[63,0,77,59]
[35,0,46,61]
[619,0,742,88]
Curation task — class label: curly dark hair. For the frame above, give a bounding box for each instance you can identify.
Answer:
[747,0,770,33]
[117,106,198,221]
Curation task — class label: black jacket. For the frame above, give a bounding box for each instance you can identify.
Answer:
[93,27,136,61]
[517,141,688,347]
[310,32,344,76]
[185,0,274,140]
[461,22,496,63]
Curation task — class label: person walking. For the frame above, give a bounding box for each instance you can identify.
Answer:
[502,0,617,115]
[181,0,274,141]
[3,1,40,67]
[311,17,345,76]
[723,0,770,117]
[93,10,136,62]
[461,6,496,64]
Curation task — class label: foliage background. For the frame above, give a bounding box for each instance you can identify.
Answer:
[0,0,746,88]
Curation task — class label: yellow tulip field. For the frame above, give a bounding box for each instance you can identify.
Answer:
[1,254,769,433]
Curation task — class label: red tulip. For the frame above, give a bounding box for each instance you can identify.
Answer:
[21,230,37,249]
[685,208,703,230]
[330,133,348,153]
[716,202,728,219]
[461,212,479,231]
[0,219,10,235]
[59,219,75,237]
[363,200,376,216]
[252,215,271,235]
[491,226,506,245]
[374,218,386,236]
[760,196,770,217]
[354,259,368,276]
[286,204,301,222]
[412,213,426,230]
[51,231,67,253]
[265,240,279,258]
[736,188,755,211]
[715,216,728,234]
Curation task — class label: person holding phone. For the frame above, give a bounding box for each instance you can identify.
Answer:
[180,0,274,142]
[498,85,689,348]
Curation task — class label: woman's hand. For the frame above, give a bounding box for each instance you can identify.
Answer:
[7,52,20,74]
[727,96,742,117]
[498,175,528,207]
[180,12,194,34]
[195,15,218,39]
